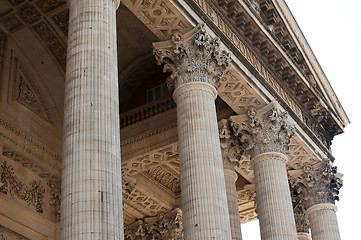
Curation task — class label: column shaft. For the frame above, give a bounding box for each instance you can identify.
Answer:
[61,0,123,239]
[174,82,232,240]
[307,204,341,240]
[253,153,298,240]
[224,169,242,240]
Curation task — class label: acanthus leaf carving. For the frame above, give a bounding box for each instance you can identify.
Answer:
[230,102,295,158]
[289,159,343,209]
[153,23,230,90]
[125,208,183,240]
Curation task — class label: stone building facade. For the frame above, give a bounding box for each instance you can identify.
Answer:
[0,0,348,239]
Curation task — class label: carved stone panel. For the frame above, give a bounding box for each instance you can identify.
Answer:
[122,0,192,40]
[12,57,53,124]
[0,161,45,213]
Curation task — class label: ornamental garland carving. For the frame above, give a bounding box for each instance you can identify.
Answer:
[125,208,183,240]
[230,103,295,157]
[289,159,343,209]
[153,23,230,90]
[0,161,44,213]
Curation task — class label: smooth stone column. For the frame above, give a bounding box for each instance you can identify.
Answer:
[306,204,340,240]
[61,0,123,239]
[230,103,297,240]
[153,24,232,239]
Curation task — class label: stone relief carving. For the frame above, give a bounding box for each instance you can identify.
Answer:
[122,0,192,39]
[153,23,230,90]
[0,161,45,213]
[0,118,62,162]
[47,181,60,221]
[122,143,178,177]
[0,13,23,32]
[230,103,295,157]
[289,159,343,209]
[291,190,309,234]
[217,70,264,114]
[125,188,171,217]
[2,145,59,183]
[125,208,183,240]
[144,165,180,194]
[219,119,242,171]
[35,0,66,14]
[51,9,69,36]
[32,21,66,71]
[16,3,41,24]
[123,175,137,201]
[14,58,53,124]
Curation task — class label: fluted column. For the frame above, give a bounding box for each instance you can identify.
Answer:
[61,0,123,239]
[230,103,297,240]
[289,160,343,240]
[153,24,232,239]
[219,120,243,240]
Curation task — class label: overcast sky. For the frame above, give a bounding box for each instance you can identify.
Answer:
[242,0,361,239]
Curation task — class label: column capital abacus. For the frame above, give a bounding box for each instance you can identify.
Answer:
[229,102,295,159]
[289,159,343,209]
[153,23,230,90]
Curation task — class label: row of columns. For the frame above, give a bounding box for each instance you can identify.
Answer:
[61,1,342,239]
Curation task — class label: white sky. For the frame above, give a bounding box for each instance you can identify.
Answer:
[242,0,361,239]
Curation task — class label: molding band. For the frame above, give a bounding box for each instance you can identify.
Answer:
[173,82,218,102]
[306,203,338,217]
[251,151,288,167]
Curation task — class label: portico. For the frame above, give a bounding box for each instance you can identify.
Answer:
[0,0,348,239]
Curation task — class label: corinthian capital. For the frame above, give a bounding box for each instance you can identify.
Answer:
[290,189,309,233]
[289,159,343,209]
[229,103,295,158]
[219,119,242,170]
[153,23,230,89]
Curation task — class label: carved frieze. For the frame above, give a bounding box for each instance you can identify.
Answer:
[230,103,295,158]
[289,160,343,209]
[153,24,230,89]
[0,118,62,162]
[125,208,183,240]
[0,161,45,213]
